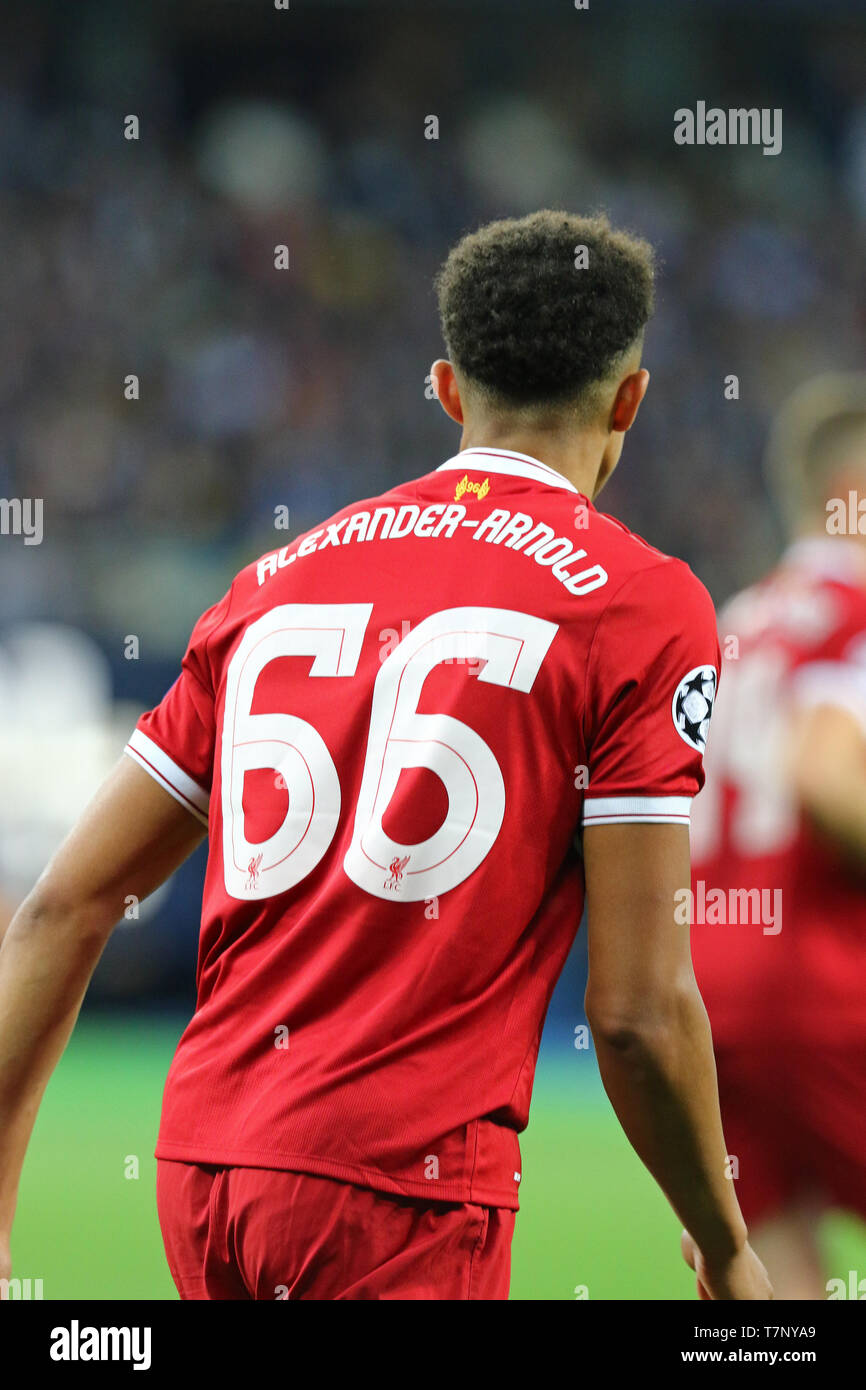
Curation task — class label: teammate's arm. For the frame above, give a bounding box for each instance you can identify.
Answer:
[583,821,772,1301]
[0,757,206,1284]
[788,702,866,867]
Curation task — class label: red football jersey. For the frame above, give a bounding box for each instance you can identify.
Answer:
[126,446,720,1209]
[690,536,866,1047]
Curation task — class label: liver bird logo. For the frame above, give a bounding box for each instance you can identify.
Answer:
[245,852,264,891]
[385,855,410,890]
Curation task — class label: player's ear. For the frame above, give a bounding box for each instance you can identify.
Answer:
[431,359,464,425]
[610,368,650,433]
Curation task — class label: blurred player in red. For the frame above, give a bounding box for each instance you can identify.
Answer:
[0,212,770,1300]
[690,374,866,1299]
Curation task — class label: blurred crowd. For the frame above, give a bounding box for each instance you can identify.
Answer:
[1,6,865,642]
[0,2,864,991]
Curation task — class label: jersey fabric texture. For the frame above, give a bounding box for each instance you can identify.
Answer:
[127,447,720,1211]
[156,1158,516,1300]
[690,536,866,1048]
[710,1041,866,1226]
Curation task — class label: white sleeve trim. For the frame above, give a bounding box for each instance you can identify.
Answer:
[583,795,692,826]
[124,728,210,828]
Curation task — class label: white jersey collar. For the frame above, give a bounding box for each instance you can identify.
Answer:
[436,446,580,494]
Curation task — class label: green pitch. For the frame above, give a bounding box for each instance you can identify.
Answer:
[11,1015,866,1301]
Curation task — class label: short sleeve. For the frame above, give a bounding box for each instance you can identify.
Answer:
[123,589,232,827]
[582,561,721,827]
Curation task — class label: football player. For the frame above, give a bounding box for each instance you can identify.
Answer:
[0,212,769,1300]
[691,374,866,1299]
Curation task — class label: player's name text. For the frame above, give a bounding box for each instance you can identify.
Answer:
[257,504,608,598]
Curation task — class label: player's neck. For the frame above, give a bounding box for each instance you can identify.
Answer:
[457,426,608,498]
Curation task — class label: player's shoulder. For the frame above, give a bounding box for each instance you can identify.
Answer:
[818,569,866,629]
[803,570,866,663]
[588,508,716,618]
[230,488,392,596]
[723,542,866,652]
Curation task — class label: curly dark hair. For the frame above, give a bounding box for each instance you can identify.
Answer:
[435,210,655,416]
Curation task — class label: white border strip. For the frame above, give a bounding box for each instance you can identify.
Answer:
[583,795,691,826]
[124,728,210,827]
[436,448,578,494]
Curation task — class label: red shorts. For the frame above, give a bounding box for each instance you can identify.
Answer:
[714,1042,866,1227]
[156,1160,516,1300]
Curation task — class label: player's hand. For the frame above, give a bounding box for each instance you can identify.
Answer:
[0,1236,10,1299]
[681,1229,773,1300]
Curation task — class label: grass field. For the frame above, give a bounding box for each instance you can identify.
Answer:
[11,1014,866,1300]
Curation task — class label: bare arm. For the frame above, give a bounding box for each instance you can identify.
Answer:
[583,822,771,1300]
[0,757,205,1271]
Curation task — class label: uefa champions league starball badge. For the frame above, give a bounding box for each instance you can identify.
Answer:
[672,665,717,753]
